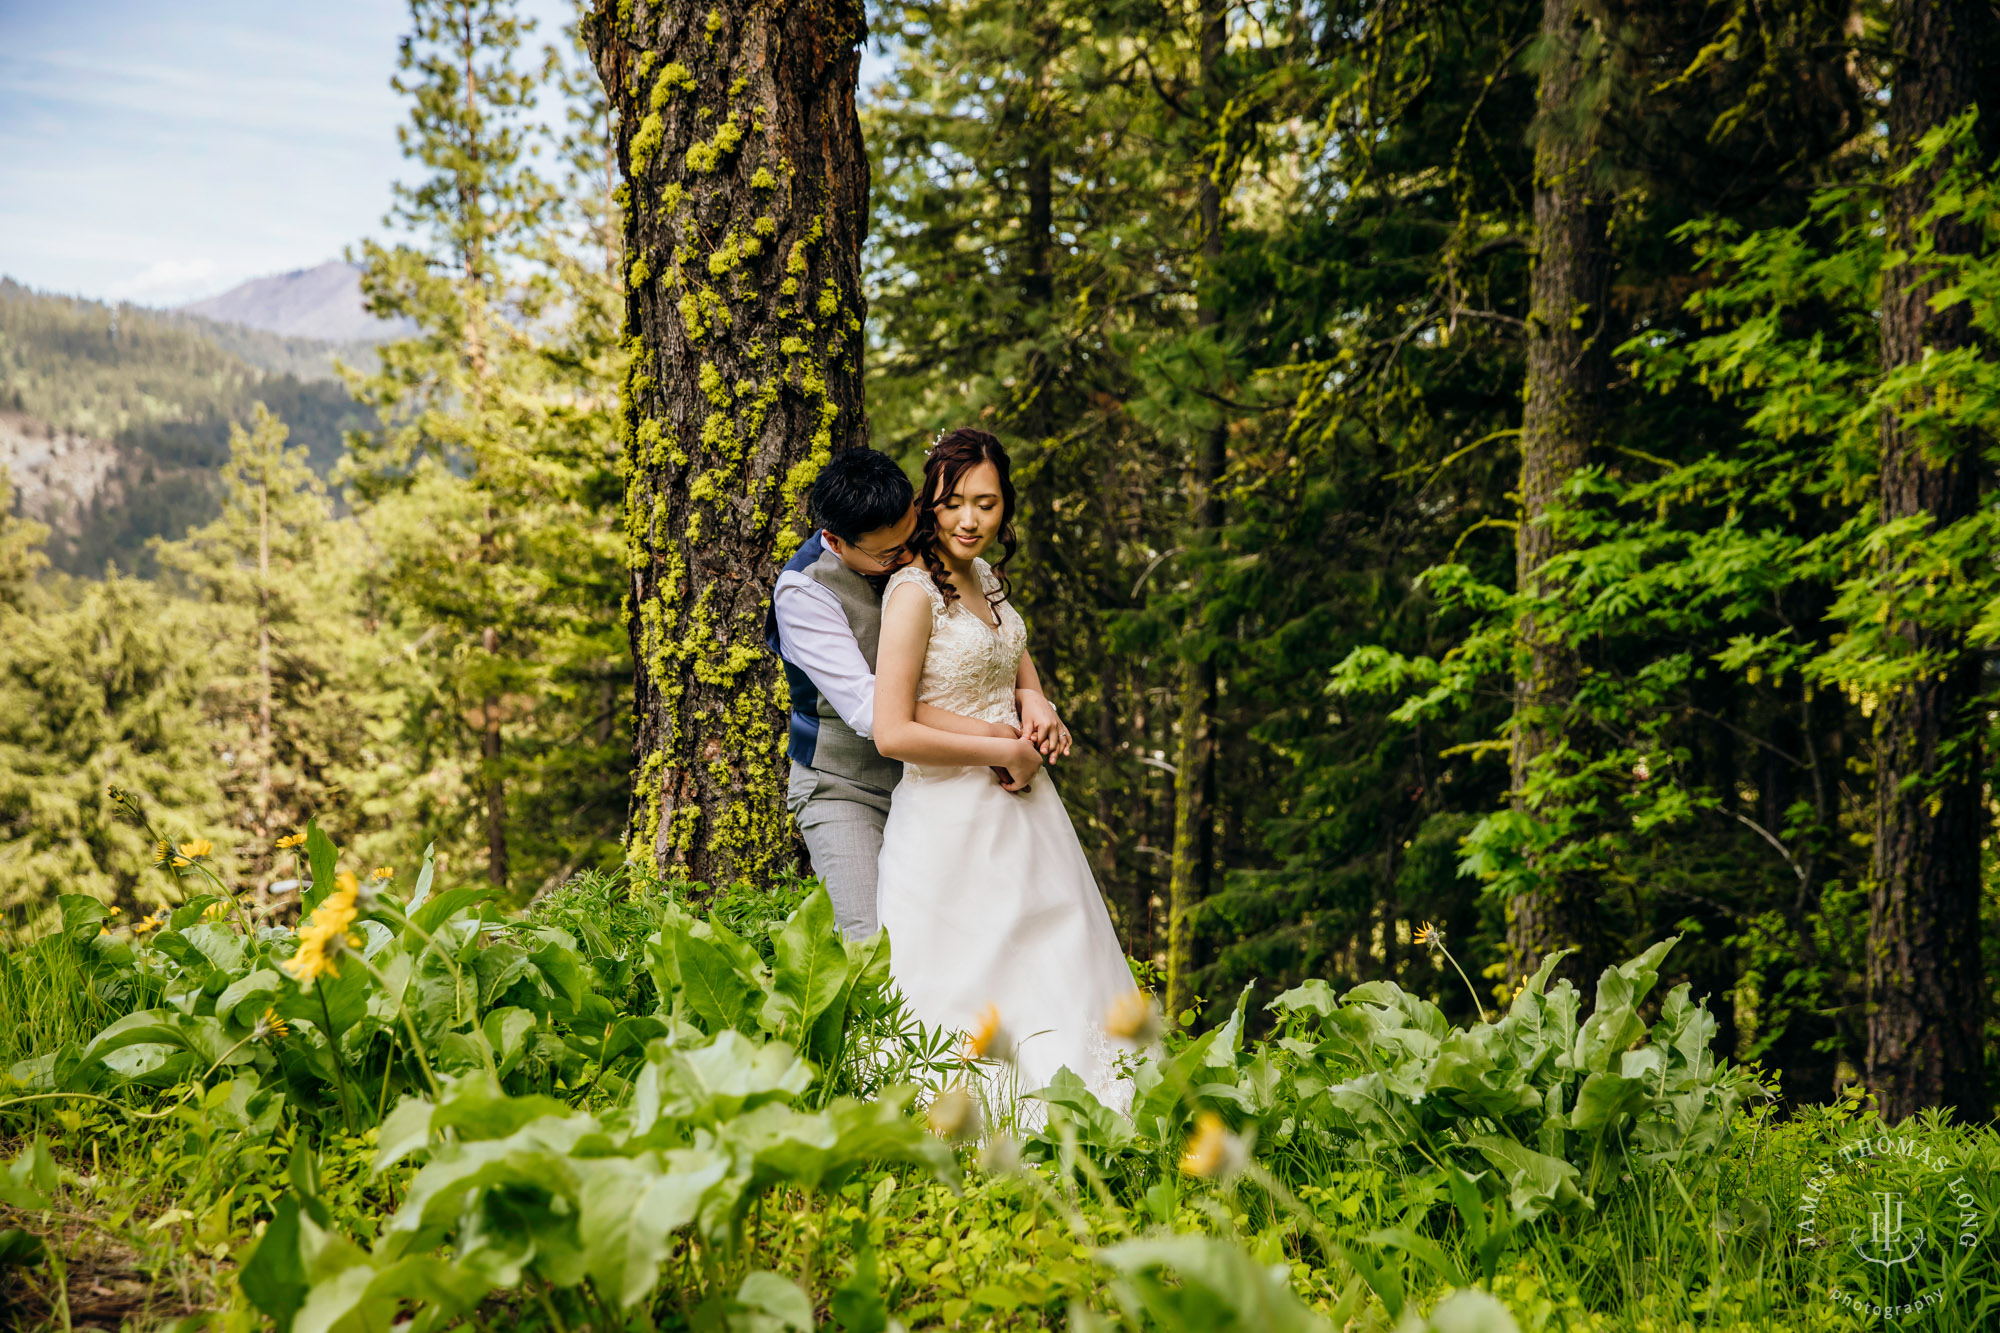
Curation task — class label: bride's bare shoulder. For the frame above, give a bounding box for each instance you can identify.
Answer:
[884,565,943,612]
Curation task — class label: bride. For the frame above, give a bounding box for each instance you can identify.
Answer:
[870,428,1143,1115]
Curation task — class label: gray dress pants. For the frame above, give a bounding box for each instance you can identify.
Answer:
[787,762,896,940]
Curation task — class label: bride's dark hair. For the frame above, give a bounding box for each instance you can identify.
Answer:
[913,428,1016,610]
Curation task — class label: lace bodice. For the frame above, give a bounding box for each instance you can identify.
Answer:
[885,559,1027,730]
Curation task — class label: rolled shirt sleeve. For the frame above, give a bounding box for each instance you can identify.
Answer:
[772,571,878,738]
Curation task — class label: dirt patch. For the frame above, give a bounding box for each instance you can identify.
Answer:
[0,1209,225,1332]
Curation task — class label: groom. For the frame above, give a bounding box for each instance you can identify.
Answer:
[768,448,1062,940]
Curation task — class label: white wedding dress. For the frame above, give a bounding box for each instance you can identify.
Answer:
[876,559,1141,1116]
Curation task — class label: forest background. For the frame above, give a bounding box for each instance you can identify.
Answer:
[3,0,1999,1124]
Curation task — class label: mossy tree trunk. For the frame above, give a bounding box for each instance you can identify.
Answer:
[1507,0,1613,985]
[588,0,869,885]
[1866,0,1992,1123]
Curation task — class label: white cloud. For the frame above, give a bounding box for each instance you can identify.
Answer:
[106,257,224,303]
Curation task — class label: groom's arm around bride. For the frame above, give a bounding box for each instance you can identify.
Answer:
[767,449,1051,940]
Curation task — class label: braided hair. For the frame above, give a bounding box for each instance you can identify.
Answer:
[913,428,1016,612]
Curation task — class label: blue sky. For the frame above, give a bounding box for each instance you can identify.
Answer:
[1,1,895,308]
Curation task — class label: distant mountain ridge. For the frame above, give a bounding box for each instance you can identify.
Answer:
[180,260,414,342]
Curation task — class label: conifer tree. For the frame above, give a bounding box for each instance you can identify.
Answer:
[0,572,222,920]
[1866,0,1995,1121]
[587,0,870,885]
[152,405,379,889]
[1164,0,1234,1027]
[0,471,49,606]
[351,0,628,895]
[1506,0,1615,983]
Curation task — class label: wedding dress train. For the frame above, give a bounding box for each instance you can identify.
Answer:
[876,560,1141,1116]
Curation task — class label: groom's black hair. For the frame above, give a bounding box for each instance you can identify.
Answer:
[808,449,914,542]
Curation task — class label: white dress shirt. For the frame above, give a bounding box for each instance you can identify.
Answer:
[772,567,877,738]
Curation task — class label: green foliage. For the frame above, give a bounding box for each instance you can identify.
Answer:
[0,575,224,923]
[340,0,629,898]
[1,824,1997,1330]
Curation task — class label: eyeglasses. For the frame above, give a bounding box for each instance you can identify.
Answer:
[850,539,909,566]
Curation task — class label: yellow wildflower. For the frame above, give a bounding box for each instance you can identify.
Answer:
[275,832,307,850]
[370,867,394,881]
[283,882,361,986]
[965,1003,1014,1062]
[252,1007,290,1042]
[178,838,214,859]
[926,1086,982,1143]
[334,870,359,895]
[153,840,172,867]
[172,856,191,868]
[133,910,165,934]
[1105,991,1163,1043]
[107,904,122,916]
[1415,922,1444,949]
[1179,1111,1247,1179]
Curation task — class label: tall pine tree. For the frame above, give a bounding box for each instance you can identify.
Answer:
[588,0,870,885]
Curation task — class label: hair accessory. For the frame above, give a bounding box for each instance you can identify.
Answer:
[925,427,945,457]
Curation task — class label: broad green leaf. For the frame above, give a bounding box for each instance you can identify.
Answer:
[733,1270,814,1333]
[238,1194,308,1331]
[1028,1066,1137,1155]
[770,888,851,1047]
[1573,937,1677,1073]
[1569,1070,1652,1136]
[217,968,285,1027]
[150,931,220,987]
[632,1031,811,1133]
[1099,1233,1334,1333]
[0,1136,56,1210]
[674,929,763,1035]
[294,1254,490,1333]
[484,1007,537,1077]
[302,820,339,917]
[578,1150,730,1310]
[473,940,533,1008]
[182,921,248,974]
[374,1095,437,1173]
[0,1229,45,1268]
[1396,1288,1523,1333]
[429,1075,575,1142]
[408,886,493,937]
[1466,1135,1585,1221]
[1268,978,1340,1020]
[168,895,227,932]
[407,843,436,910]
[57,893,110,943]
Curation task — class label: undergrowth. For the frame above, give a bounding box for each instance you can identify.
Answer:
[0,811,1993,1331]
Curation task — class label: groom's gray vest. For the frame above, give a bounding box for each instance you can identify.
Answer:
[766,533,902,792]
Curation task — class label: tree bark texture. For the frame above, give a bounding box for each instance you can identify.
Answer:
[589,0,869,885]
[1866,0,1991,1123]
[1165,0,1228,1026]
[1507,0,1614,985]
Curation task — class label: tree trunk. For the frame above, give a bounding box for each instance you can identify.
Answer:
[257,476,273,829]
[479,507,509,889]
[1164,0,1228,1025]
[1866,0,1992,1124]
[1506,0,1613,986]
[589,0,869,885]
